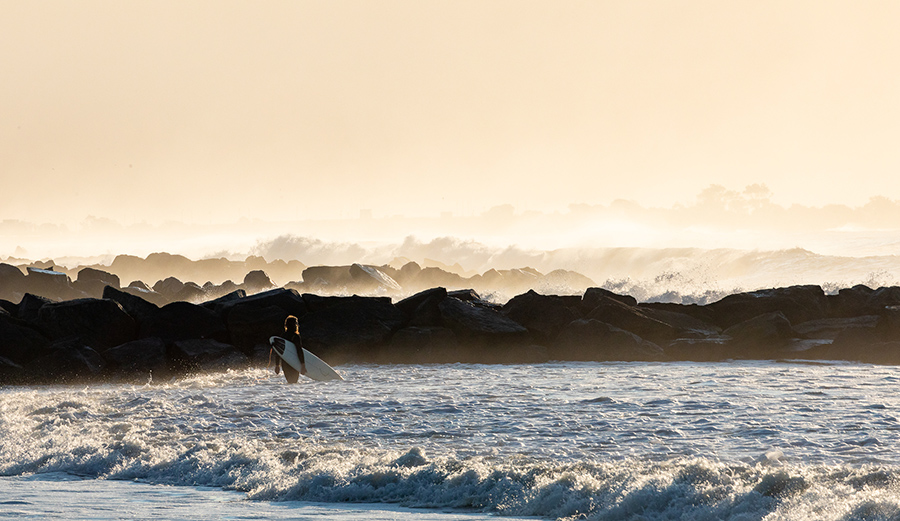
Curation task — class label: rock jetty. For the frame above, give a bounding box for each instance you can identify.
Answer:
[3,261,900,384]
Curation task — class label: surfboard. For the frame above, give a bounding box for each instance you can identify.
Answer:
[269,336,343,381]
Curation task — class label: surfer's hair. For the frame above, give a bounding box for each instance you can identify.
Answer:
[284,315,299,334]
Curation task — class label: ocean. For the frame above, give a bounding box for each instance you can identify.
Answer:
[2,361,900,520]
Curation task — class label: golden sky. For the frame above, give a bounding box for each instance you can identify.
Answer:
[2,1,899,225]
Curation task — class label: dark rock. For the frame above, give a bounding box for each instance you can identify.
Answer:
[586,296,680,346]
[0,299,16,316]
[502,290,580,340]
[637,306,722,338]
[171,282,206,303]
[128,280,152,291]
[73,267,121,298]
[243,270,276,294]
[706,285,827,328]
[447,289,482,302]
[212,288,307,356]
[23,341,106,382]
[583,287,638,309]
[299,296,407,361]
[722,312,797,353]
[170,339,248,372]
[827,285,875,317]
[35,298,138,351]
[437,297,528,339]
[638,301,718,326]
[0,356,24,384]
[0,263,26,301]
[384,326,460,363]
[395,262,422,284]
[866,287,900,314]
[153,277,185,299]
[556,319,665,361]
[0,312,51,364]
[25,267,82,301]
[302,266,353,288]
[395,287,447,327]
[17,293,53,323]
[201,289,247,311]
[140,301,227,342]
[793,316,880,340]
[103,286,161,326]
[409,268,466,292]
[103,337,169,378]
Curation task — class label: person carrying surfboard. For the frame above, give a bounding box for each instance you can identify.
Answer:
[270,315,307,383]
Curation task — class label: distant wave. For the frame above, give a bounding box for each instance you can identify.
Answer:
[252,235,900,303]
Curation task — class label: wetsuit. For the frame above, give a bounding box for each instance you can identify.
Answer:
[280,330,305,384]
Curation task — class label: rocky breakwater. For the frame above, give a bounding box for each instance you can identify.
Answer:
[4,278,900,384]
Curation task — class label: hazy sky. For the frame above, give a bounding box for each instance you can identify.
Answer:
[3,1,900,226]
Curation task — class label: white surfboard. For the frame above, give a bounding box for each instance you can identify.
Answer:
[269,336,343,381]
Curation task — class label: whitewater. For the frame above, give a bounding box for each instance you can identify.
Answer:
[2,361,900,520]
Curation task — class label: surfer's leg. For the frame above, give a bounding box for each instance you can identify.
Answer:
[282,364,300,384]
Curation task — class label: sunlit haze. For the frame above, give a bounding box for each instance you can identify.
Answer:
[3,1,900,273]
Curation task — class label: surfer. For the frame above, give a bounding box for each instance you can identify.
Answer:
[270,315,307,383]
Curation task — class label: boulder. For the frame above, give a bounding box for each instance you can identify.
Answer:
[103,286,161,326]
[172,282,207,303]
[25,267,82,301]
[0,263,26,301]
[140,301,227,342]
[73,267,121,298]
[722,312,797,353]
[556,319,665,361]
[826,285,875,317]
[299,296,407,361]
[103,337,169,378]
[0,299,16,316]
[170,339,248,372]
[17,293,53,323]
[866,287,900,314]
[215,289,307,355]
[0,312,51,365]
[243,270,276,294]
[637,306,722,339]
[152,277,185,299]
[23,341,106,383]
[349,264,402,293]
[437,297,528,340]
[384,326,460,363]
[301,266,354,289]
[408,268,466,292]
[395,287,447,327]
[582,287,638,310]
[876,306,900,342]
[502,290,581,340]
[793,316,880,341]
[394,261,422,285]
[0,356,23,384]
[35,298,137,351]
[128,280,152,291]
[586,296,680,346]
[706,285,828,328]
[201,288,248,311]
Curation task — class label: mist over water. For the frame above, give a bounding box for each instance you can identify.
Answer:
[3,188,900,302]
